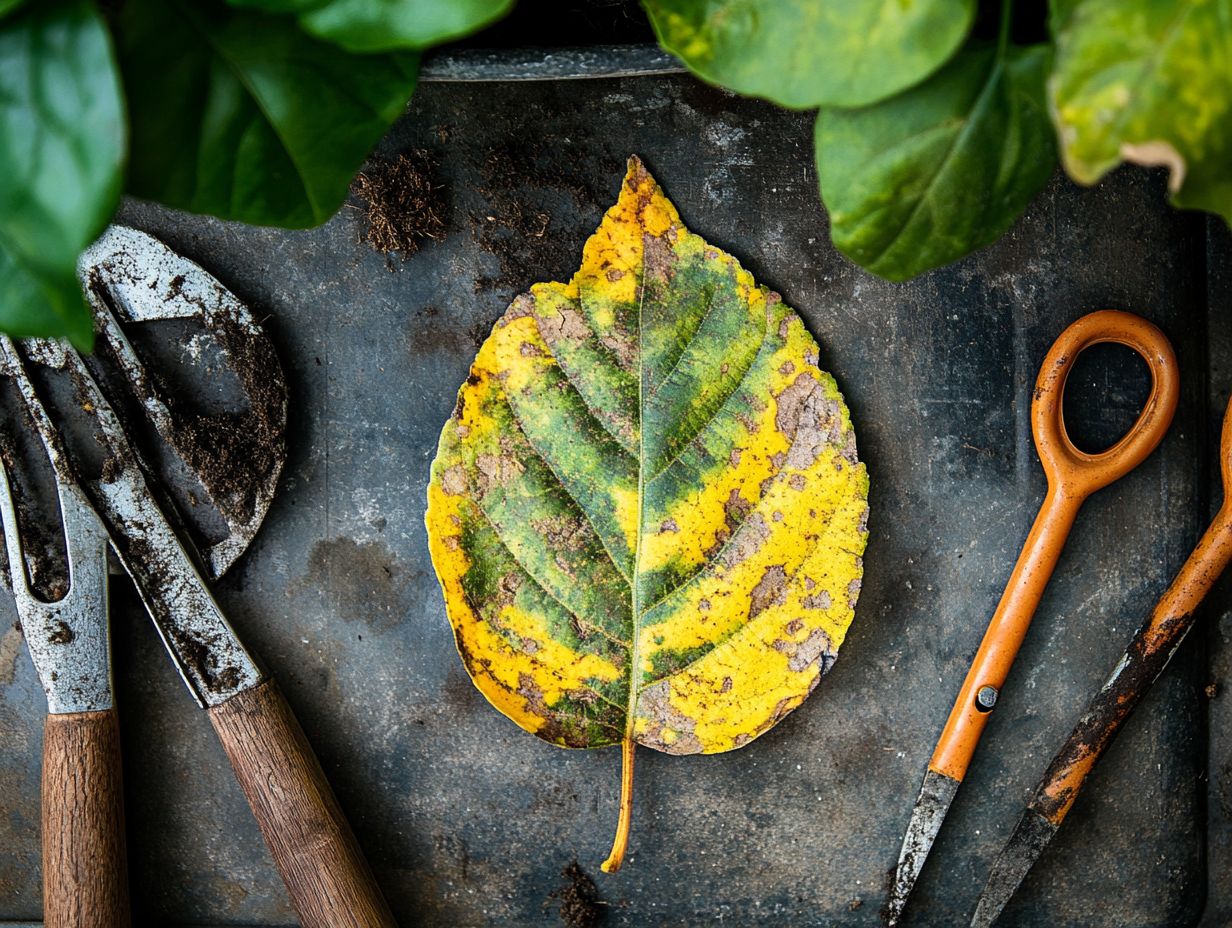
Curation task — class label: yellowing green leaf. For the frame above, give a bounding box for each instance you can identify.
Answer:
[816,42,1056,281]
[645,0,975,108]
[1050,0,1232,223]
[425,157,869,871]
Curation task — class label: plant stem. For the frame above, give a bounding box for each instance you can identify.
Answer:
[600,738,636,873]
[998,0,1012,57]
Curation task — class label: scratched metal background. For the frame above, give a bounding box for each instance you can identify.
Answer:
[1,65,1230,928]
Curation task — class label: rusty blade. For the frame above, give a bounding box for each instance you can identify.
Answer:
[969,809,1057,927]
[16,337,261,708]
[885,769,960,927]
[78,226,287,581]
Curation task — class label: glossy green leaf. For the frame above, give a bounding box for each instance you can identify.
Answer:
[645,0,976,108]
[1050,0,1232,223]
[0,0,125,347]
[427,157,869,871]
[815,42,1056,281]
[115,0,418,228]
[228,0,514,52]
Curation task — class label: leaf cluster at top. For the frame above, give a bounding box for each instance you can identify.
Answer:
[646,0,1231,281]
[0,0,509,347]
[1,0,1228,344]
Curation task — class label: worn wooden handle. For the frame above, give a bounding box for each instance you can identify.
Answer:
[42,708,130,928]
[208,678,395,928]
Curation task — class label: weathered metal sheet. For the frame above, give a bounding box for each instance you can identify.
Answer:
[0,73,1219,926]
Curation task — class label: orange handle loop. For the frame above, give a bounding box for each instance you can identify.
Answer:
[929,311,1179,782]
[1032,310,1180,501]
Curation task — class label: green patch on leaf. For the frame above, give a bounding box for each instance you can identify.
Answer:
[645,0,976,108]
[815,41,1056,281]
[0,0,125,348]
[227,0,513,52]
[115,0,418,229]
[1050,0,1232,223]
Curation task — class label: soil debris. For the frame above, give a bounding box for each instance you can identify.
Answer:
[469,139,605,294]
[351,150,447,261]
[547,861,605,928]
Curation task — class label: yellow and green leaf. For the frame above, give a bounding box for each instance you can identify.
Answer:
[425,157,870,871]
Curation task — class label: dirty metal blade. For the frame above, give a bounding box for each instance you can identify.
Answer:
[15,337,261,708]
[0,339,113,715]
[885,768,961,927]
[77,225,287,581]
[969,808,1058,928]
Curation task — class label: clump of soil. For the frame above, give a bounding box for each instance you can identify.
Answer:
[351,150,447,261]
[547,861,605,928]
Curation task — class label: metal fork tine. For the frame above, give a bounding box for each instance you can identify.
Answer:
[0,336,113,717]
[0,454,35,607]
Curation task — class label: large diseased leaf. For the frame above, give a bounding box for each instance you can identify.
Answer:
[114,0,418,228]
[426,157,869,871]
[1050,0,1232,223]
[645,0,976,108]
[227,0,514,53]
[0,0,125,347]
[815,41,1056,281]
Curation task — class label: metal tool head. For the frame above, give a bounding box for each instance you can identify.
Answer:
[885,768,961,927]
[0,338,111,715]
[11,335,262,708]
[77,226,287,580]
[969,808,1058,928]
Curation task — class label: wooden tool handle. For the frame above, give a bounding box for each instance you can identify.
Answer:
[208,678,396,928]
[42,708,130,928]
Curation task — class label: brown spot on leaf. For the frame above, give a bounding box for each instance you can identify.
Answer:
[802,590,832,610]
[540,305,591,342]
[749,564,788,619]
[475,452,525,489]
[440,464,468,496]
[636,679,703,755]
[775,373,845,470]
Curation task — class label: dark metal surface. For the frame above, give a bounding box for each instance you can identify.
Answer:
[0,74,1223,926]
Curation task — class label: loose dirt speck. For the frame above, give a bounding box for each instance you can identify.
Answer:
[547,860,605,928]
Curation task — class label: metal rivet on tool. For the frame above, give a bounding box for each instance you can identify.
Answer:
[976,686,999,712]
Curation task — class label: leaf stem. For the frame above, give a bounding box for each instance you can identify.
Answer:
[998,0,1012,57]
[601,737,636,873]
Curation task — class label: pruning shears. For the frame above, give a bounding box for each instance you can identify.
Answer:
[885,310,1180,926]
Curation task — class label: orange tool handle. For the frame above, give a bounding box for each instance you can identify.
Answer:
[929,311,1179,781]
[1032,395,1232,823]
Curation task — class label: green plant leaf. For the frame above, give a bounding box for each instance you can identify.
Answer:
[1050,0,1232,223]
[0,0,27,19]
[426,157,869,871]
[644,0,976,108]
[815,41,1056,281]
[229,0,514,52]
[0,0,125,348]
[115,0,418,228]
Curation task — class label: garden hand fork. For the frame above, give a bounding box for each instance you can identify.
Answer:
[0,351,128,927]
